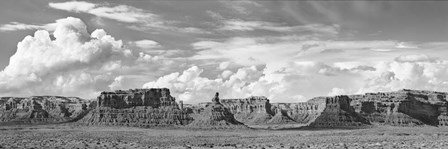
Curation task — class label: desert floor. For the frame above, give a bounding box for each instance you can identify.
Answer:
[1,124,448,149]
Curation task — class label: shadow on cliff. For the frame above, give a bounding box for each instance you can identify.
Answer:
[395,97,440,126]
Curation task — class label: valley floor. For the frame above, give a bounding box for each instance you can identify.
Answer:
[1,124,448,149]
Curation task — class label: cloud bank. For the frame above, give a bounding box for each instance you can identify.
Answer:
[0,17,163,98]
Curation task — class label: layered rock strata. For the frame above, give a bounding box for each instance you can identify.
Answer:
[221,96,273,124]
[349,89,447,126]
[306,96,370,127]
[80,88,192,127]
[0,96,90,124]
[214,89,448,128]
[186,92,247,129]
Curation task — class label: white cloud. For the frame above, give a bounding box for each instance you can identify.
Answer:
[145,53,448,104]
[359,56,448,93]
[221,0,261,15]
[49,1,207,34]
[142,62,361,103]
[132,39,161,49]
[328,88,347,96]
[109,76,125,90]
[0,22,57,32]
[220,19,340,35]
[191,37,399,66]
[49,1,158,23]
[0,17,170,98]
[48,1,95,12]
[395,54,437,63]
[218,62,231,70]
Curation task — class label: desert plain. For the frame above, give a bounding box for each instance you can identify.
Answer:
[1,124,448,149]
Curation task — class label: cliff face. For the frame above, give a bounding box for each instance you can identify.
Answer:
[80,88,193,127]
[271,102,322,123]
[3,89,448,128]
[221,96,273,124]
[0,96,90,124]
[306,96,370,127]
[186,92,247,129]
[350,89,448,126]
[97,88,177,109]
[214,89,448,128]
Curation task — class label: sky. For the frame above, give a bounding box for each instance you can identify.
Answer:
[1,0,448,103]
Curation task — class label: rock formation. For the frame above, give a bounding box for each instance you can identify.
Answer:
[271,103,321,123]
[4,88,448,129]
[210,89,448,128]
[79,88,192,127]
[349,89,447,126]
[186,92,247,129]
[0,96,90,124]
[221,96,273,124]
[306,96,370,128]
[267,108,296,124]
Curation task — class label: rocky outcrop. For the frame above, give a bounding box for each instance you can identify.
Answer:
[0,96,90,124]
[307,96,370,128]
[267,108,295,124]
[271,103,322,123]
[80,88,192,127]
[221,96,273,124]
[214,89,448,128]
[349,89,447,126]
[187,93,247,129]
[97,88,177,109]
[4,88,448,129]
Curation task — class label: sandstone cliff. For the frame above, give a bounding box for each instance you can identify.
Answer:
[350,89,448,126]
[186,93,247,129]
[79,88,193,127]
[221,96,273,124]
[306,96,370,128]
[213,89,448,128]
[0,96,90,124]
[3,88,448,129]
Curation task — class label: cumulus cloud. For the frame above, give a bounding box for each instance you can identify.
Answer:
[142,61,371,103]
[359,55,448,93]
[143,53,448,103]
[0,17,168,98]
[109,76,125,90]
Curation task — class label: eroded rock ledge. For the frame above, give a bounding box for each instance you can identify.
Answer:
[79,88,192,127]
[0,96,91,124]
[2,88,448,129]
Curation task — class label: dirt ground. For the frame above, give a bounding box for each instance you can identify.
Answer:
[1,124,448,149]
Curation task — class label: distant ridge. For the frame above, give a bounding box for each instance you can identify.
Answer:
[2,89,448,129]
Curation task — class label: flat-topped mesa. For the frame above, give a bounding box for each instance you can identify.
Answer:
[349,89,447,104]
[348,89,448,126]
[271,102,322,123]
[221,96,271,114]
[0,96,91,124]
[97,88,177,109]
[221,96,273,124]
[80,88,193,127]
